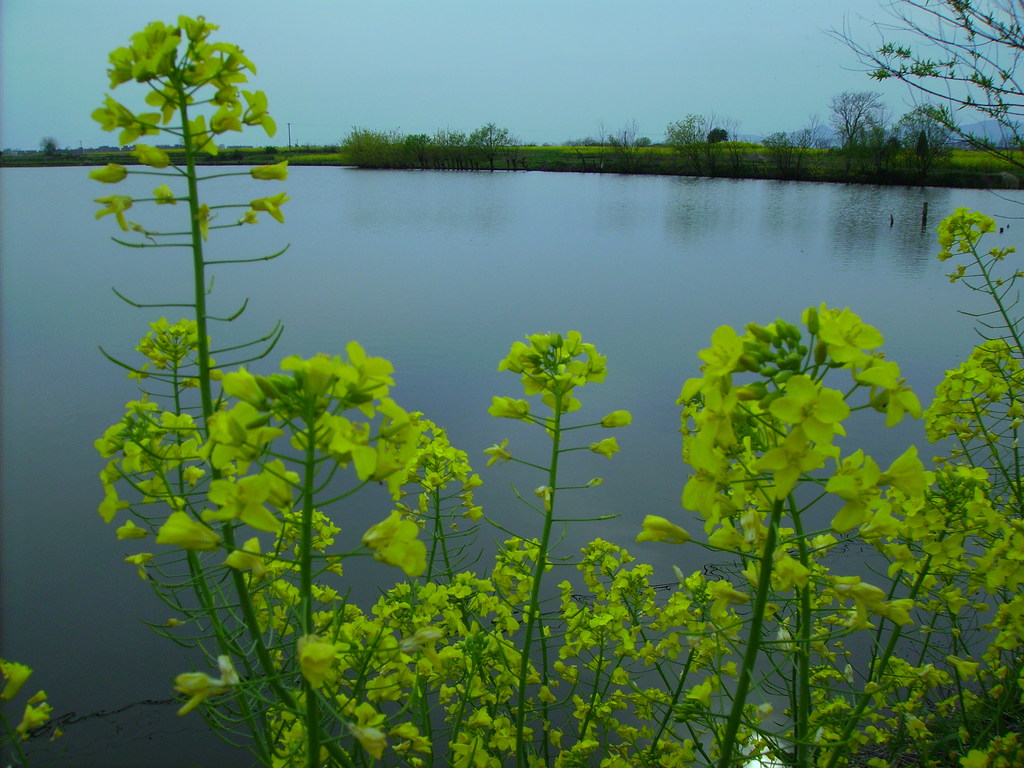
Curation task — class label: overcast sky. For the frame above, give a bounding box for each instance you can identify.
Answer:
[1,0,916,150]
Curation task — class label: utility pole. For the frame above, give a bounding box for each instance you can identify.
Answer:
[287,122,292,149]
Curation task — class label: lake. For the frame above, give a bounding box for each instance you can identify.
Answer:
[2,166,1022,767]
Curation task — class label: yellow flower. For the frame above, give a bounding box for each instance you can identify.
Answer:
[197,203,211,240]
[349,702,387,759]
[600,410,632,427]
[116,519,149,540]
[89,163,128,183]
[362,510,427,576]
[399,626,443,669]
[752,427,827,499]
[709,580,749,619]
[298,634,339,688]
[16,694,51,739]
[772,553,810,590]
[686,679,714,708]
[210,102,243,134]
[250,160,288,180]
[224,537,266,578]
[1,660,32,701]
[484,439,512,466]
[203,475,282,532]
[133,144,170,168]
[156,511,221,551]
[221,367,265,404]
[636,515,690,544]
[960,749,990,768]
[242,89,276,135]
[487,396,531,419]
[173,655,238,715]
[588,437,619,458]
[815,304,884,365]
[124,552,153,580]
[153,183,177,204]
[826,450,882,533]
[94,194,134,231]
[769,375,849,446]
[946,655,980,680]
[698,325,744,378]
[879,445,927,496]
[248,191,289,223]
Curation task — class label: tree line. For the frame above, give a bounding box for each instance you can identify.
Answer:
[338,95,982,186]
[340,123,528,171]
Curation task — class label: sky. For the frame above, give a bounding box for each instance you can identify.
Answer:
[0,0,918,150]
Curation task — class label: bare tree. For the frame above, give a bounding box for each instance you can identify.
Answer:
[715,116,746,174]
[805,114,833,149]
[607,120,648,172]
[829,91,885,172]
[500,133,525,171]
[762,128,818,177]
[834,1,1024,169]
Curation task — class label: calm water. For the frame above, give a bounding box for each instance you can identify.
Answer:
[2,166,1023,767]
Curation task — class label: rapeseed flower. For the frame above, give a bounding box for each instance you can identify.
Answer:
[600,410,632,427]
[133,144,170,167]
[250,161,288,180]
[298,634,339,688]
[362,511,426,576]
[173,655,238,715]
[636,515,690,544]
[116,519,149,540]
[89,163,128,183]
[588,437,619,458]
[16,692,51,739]
[1,660,32,701]
[156,511,221,551]
[94,194,134,231]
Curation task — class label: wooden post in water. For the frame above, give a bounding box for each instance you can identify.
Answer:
[921,202,929,229]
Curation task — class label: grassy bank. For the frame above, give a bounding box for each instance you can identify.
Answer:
[4,143,1022,189]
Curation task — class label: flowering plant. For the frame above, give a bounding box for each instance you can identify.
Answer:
[16,15,1014,768]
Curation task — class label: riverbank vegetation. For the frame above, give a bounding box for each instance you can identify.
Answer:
[7,137,1022,190]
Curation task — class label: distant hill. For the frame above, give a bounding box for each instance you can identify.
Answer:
[954,119,1021,147]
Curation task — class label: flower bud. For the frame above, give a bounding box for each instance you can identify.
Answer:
[89,163,128,183]
[735,382,767,401]
[600,410,632,428]
[250,160,289,180]
[133,144,170,168]
[804,306,820,335]
[746,323,775,344]
[738,354,761,372]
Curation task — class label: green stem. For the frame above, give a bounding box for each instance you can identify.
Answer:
[789,496,813,768]
[174,83,214,428]
[0,712,30,768]
[299,412,320,768]
[646,648,697,761]
[716,498,784,768]
[514,391,562,768]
